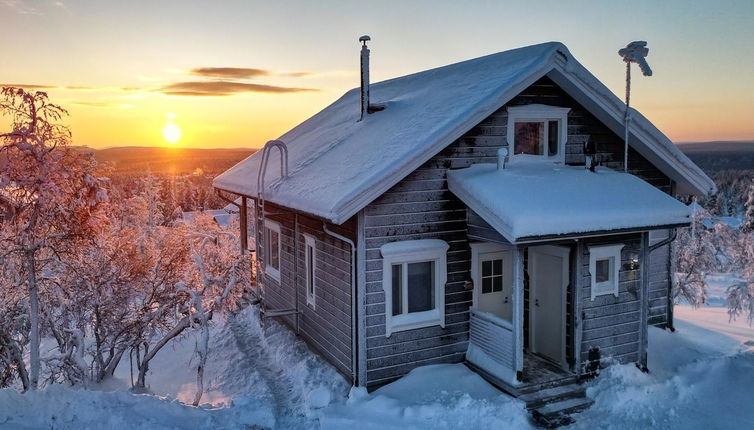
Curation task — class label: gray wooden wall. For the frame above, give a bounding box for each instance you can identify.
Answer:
[579,235,643,365]
[256,202,356,380]
[254,76,676,387]
[362,77,673,387]
[648,229,672,328]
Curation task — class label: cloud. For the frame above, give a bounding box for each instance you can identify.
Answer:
[188,67,314,79]
[0,84,142,92]
[69,101,135,109]
[157,81,317,97]
[1,0,40,15]
[0,83,56,90]
[189,67,270,79]
[280,71,313,78]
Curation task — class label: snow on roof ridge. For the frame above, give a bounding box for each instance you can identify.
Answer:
[214,41,713,223]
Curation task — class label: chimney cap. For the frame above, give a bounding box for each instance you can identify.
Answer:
[359,35,371,45]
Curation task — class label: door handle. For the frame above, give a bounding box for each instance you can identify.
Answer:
[535,298,540,307]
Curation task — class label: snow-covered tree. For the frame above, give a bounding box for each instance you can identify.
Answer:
[742,183,754,234]
[0,88,107,390]
[725,228,754,324]
[129,213,249,403]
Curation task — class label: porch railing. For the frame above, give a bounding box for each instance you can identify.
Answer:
[468,307,516,372]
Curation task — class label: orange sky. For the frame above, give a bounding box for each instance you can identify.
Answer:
[2,1,753,148]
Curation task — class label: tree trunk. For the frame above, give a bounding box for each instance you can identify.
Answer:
[26,253,39,390]
[133,316,190,392]
[192,319,210,406]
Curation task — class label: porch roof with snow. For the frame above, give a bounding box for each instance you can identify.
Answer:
[213,42,715,224]
[447,160,692,243]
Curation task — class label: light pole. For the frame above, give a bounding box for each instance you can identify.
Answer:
[618,41,652,172]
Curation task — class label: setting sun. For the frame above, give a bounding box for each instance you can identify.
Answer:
[162,113,182,144]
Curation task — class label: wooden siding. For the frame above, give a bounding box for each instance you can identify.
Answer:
[256,202,356,380]
[579,234,643,366]
[361,77,674,387]
[648,229,671,328]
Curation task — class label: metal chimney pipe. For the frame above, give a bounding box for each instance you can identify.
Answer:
[359,35,371,121]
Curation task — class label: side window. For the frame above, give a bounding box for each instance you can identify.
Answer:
[304,234,316,309]
[380,239,449,336]
[588,244,624,300]
[264,219,281,281]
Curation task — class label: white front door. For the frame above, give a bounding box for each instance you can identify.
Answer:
[528,245,570,369]
[474,248,513,322]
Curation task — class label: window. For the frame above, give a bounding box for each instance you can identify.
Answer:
[588,244,624,300]
[481,258,503,293]
[304,234,316,309]
[263,219,281,281]
[380,239,449,336]
[507,104,570,162]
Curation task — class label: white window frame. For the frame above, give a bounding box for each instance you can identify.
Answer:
[304,233,317,309]
[263,219,281,282]
[380,239,449,337]
[470,242,514,309]
[506,104,570,163]
[588,244,624,300]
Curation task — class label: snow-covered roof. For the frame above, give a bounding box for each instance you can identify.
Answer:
[182,209,238,228]
[447,159,692,243]
[214,42,714,224]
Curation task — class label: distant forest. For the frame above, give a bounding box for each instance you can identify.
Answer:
[83,141,753,219]
[84,146,256,215]
[678,141,754,217]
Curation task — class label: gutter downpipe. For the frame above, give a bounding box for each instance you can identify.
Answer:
[323,222,358,386]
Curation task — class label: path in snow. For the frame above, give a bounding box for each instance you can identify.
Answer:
[228,312,308,429]
[226,307,350,429]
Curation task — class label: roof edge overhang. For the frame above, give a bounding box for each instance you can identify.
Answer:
[513,222,690,244]
[448,167,691,245]
[546,65,716,197]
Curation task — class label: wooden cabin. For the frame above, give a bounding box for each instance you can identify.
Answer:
[213,41,714,420]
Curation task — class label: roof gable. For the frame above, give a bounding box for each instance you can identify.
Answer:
[214,42,714,223]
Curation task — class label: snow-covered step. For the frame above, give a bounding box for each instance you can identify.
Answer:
[531,396,594,428]
[519,383,586,410]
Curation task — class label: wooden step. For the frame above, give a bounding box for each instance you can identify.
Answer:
[517,374,579,394]
[531,397,594,428]
[519,383,587,410]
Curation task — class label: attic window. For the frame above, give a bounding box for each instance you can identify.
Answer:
[507,104,570,162]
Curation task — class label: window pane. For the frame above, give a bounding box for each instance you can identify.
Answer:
[482,260,492,277]
[392,264,402,316]
[596,258,611,283]
[548,121,559,156]
[482,277,492,294]
[269,229,279,270]
[492,276,503,292]
[514,122,544,155]
[407,261,435,313]
[492,259,502,276]
[307,245,314,295]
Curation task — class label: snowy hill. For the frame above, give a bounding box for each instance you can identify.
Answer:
[1,305,753,429]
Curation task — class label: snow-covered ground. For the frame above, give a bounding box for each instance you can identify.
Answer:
[2,300,753,429]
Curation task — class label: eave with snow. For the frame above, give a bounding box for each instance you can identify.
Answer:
[213,40,715,419]
[447,158,692,244]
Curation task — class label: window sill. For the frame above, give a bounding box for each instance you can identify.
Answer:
[387,309,444,337]
[265,265,280,282]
